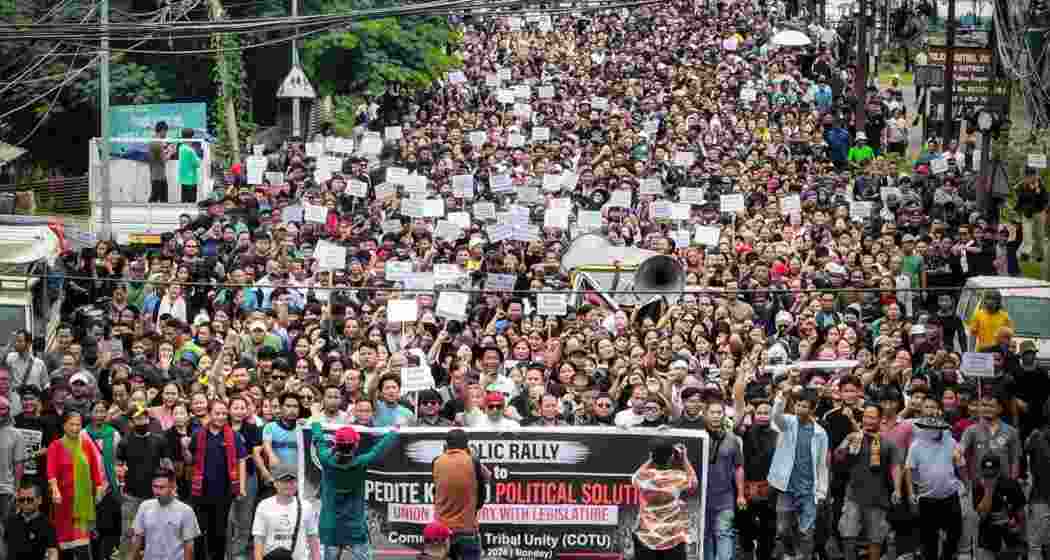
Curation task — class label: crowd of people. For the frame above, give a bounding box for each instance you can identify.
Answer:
[1,0,1050,560]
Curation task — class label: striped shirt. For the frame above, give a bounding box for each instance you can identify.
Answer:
[632,460,698,551]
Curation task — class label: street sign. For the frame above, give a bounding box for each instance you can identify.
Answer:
[276,65,316,99]
[926,46,1006,109]
[914,65,944,88]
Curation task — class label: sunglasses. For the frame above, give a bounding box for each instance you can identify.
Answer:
[421,401,441,406]
[487,405,503,411]
[16,497,35,504]
[271,375,287,381]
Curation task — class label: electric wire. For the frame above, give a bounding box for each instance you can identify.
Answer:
[12,269,1048,296]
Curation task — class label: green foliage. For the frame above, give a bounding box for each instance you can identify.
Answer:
[70,62,169,107]
[330,95,364,137]
[211,29,256,165]
[303,17,461,98]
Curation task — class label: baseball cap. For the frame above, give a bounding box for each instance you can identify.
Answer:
[422,521,453,543]
[901,234,916,243]
[70,372,95,386]
[249,320,267,332]
[272,463,298,481]
[670,360,689,370]
[334,426,360,446]
[1021,340,1037,354]
[484,392,506,407]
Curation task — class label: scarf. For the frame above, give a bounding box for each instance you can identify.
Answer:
[86,424,118,489]
[870,433,881,468]
[191,425,240,497]
[62,436,96,530]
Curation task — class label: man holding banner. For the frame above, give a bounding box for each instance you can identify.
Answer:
[311,422,399,560]
[432,429,489,560]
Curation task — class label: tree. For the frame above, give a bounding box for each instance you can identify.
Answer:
[302,16,461,98]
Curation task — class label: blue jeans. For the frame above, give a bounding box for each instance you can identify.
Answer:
[324,544,370,560]
[703,508,736,560]
[228,474,257,559]
[777,492,817,559]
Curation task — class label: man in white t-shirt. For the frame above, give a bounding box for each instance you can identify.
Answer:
[467,392,520,429]
[614,385,647,427]
[129,467,201,560]
[252,464,320,560]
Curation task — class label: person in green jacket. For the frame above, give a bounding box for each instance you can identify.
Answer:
[312,422,399,560]
[848,131,875,165]
[178,128,200,203]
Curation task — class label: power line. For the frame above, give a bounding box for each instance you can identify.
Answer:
[12,269,1044,295]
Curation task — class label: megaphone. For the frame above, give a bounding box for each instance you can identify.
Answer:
[633,254,686,295]
[560,234,685,305]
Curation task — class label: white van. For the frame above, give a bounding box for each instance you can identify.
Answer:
[957,275,1050,367]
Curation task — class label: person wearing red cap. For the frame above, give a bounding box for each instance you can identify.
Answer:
[470,392,518,430]
[417,521,452,560]
[310,421,399,560]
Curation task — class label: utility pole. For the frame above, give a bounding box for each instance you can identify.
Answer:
[209,0,241,160]
[99,0,111,238]
[854,0,869,131]
[291,0,301,139]
[942,0,956,143]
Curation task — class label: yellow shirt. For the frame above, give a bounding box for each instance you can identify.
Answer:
[965,308,1013,349]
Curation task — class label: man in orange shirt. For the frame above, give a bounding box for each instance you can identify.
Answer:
[432,430,489,560]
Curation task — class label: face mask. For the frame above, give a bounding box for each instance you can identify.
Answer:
[133,423,149,435]
[157,495,174,506]
[753,414,771,427]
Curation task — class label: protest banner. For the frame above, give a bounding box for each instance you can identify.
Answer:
[298,427,708,560]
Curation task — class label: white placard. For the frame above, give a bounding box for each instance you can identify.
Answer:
[434,220,461,240]
[436,291,469,321]
[346,180,368,198]
[382,219,402,234]
[640,178,663,195]
[490,174,513,194]
[246,156,267,185]
[403,273,435,291]
[485,74,500,87]
[387,299,419,323]
[253,144,264,156]
[671,230,691,249]
[930,157,949,174]
[650,201,673,220]
[314,241,347,270]
[424,197,447,217]
[720,194,746,213]
[610,190,632,208]
[469,131,487,146]
[740,88,757,102]
[359,137,381,155]
[971,150,982,172]
[433,263,463,284]
[532,127,550,142]
[671,203,691,221]
[850,200,873,221]
[538,86,555,99]
[265,172,285,185]
[448,211,471,229]
[544,208,570,229]
[400,366,435,395]
[453,174,475,193]
[474,202,497,221]
[537,293,568,316]
[541,173,562,191]
[304,203,328,223]
[486,223,513,242]
[514,103,532,118]
[962,352,996,378]
[385,126,403,141]
[591,97,609,110]
[507,133,525,148]
[694,225,721,246]
[375,183,397,199]
[305,142,323,158]
[404,174,428,194]
[496,89,515,104]
[517,186,540,204]
[447,70,467,84]
[387,167,409,185]
[514,85,531,99]
[385,261,414,281]
[486,273,517,292]
[401,198,425,218]
[674,151,696,167]
[498,68,512,81]
[781,194,801,215]
[577,210,603,230]
[679,188,704,205]
[1029,154,1048,169]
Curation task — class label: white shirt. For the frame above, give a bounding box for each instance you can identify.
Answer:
[133,498,201,560]
[252,496,319,560]
[614,409,645,427]
[467,413,520,429]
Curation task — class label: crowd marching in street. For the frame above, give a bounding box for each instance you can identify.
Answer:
[1,0,1050,560]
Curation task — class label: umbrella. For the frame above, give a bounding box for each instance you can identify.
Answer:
[770,29,812,47]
